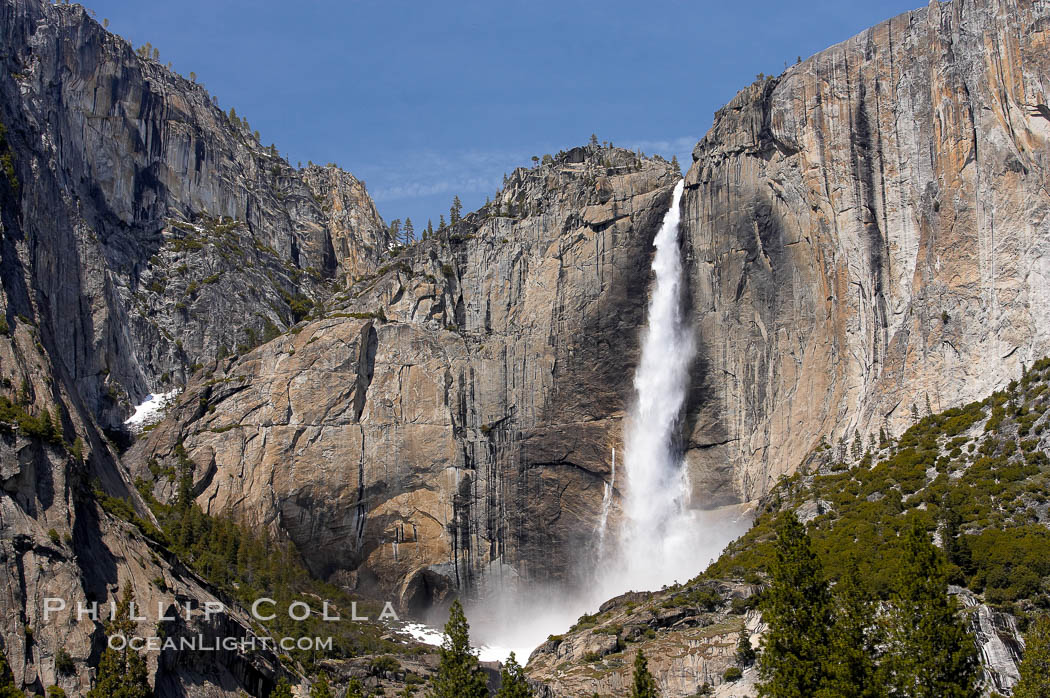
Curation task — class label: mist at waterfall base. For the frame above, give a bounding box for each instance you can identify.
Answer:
[459,508,748,663]
[410,180,750,662]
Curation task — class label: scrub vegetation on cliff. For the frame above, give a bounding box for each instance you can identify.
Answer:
[104,456,416,672]
[708,357,1050,627]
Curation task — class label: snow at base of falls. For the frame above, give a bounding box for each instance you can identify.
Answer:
[400,623,527,664]
[124,390,180,432]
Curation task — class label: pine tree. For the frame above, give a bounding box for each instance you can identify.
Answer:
[0,646,24,698]
[1014,616,1050,698]
[87,586,152,698]
[427,219,434,238]
[389,219,402,243]
[818,559,883,698]
[885,521,980,698]
[309,674,332,698]
[270,678,293,698]
[495,652,533,697]
[758,512,832,698]
[630,650,659,698]
[589,133,599,147]
[450,196,463,225]
[735,628,756,667]
[670,155,680,172]
[439,214,446,229]
[911,403,920,422]
[428,600,488,698]
[345,678,365,698]
[940,497,974,583]
[403,218,415,245]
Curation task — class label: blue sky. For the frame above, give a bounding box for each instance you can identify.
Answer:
[85,0,923,229]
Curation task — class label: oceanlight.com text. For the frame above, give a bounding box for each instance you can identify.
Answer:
[107,634,334,653]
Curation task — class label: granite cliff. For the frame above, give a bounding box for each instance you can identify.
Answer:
[0,0,393,694]
[678,0,1050,502]
[0,0,388,429]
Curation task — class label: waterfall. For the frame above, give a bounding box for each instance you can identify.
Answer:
[600,178,719,593]
[465,179,747,662]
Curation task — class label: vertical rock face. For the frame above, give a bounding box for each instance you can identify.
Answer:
[680,0,1050,501]
[958,590,1025,694]
[0,305,281,696]
[0,0,388,427]
[131,147,679,605]
[0,0,387,693]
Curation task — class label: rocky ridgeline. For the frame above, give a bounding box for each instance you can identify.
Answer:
[0,0,388,429]
[130,145,680,610]
[524,571,1025,697]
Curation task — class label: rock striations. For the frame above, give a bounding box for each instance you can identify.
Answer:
[0,0,388,428]
[679,0,1050,501]
[0,0,387,693]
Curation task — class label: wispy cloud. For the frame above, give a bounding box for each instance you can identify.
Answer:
[364,136,698,206]
[621,135,698,158]
[366,148,535,204]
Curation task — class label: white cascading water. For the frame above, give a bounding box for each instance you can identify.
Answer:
[595,447,615,559]
[437,179,747,661]
[602,178,710,591]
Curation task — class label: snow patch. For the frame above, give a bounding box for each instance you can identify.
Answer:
[401,622,444,647]
[399,623,527,664]
[124,390,180,432]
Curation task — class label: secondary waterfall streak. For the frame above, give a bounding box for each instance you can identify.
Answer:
[596,447,616,557]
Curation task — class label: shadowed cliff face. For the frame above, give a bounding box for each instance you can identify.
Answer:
[0,0,388,693]
[0,0,388,428]
[130,147,680,608]
[680,0,1050,502]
